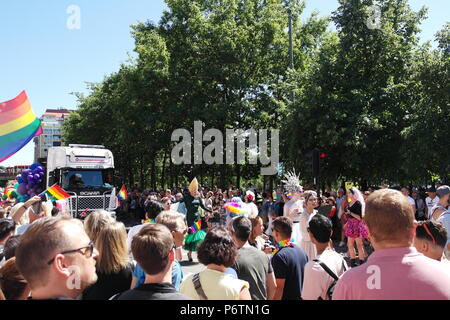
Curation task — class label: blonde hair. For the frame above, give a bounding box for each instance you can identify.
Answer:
[84,210,115,243]
[94,221,129,274]
[156,211,186,232]
[365,189,415,244]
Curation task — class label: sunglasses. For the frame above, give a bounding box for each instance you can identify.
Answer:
[175,228,188,235]
[47,241,95,265]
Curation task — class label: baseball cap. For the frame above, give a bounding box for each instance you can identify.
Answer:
[427,187,437,193]
[436,185,450,198]
[245,190,255,201]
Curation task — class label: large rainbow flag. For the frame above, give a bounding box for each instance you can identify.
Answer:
[0,91,42,162]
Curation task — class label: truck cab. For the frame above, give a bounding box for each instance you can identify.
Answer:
[46,144,117,217]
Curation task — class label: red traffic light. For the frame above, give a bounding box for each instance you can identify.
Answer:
[320,153,327,159]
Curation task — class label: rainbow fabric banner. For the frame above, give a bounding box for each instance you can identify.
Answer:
[0,91,43,162]
[224,202,247,214]
[43,184,71,200]
[189,220,202,233]
[117,185,128,200]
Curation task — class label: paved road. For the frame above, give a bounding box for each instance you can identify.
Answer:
[179,250,205,277]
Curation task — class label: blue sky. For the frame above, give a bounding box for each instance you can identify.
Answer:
[1,0,448,166]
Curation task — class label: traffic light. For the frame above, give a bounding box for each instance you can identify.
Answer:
[304,148,321,177]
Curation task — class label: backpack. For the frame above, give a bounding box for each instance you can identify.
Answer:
[313,258,347,300]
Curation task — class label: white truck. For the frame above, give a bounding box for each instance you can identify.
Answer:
[45,144,118,218]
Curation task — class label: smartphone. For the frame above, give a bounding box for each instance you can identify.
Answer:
[31,200,41,214]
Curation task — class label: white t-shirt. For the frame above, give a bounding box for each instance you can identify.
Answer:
[406,196,415,207]
[126,222,152,258]
[245,202,259,219]
[425,196,440,218]
[301,249,348,300]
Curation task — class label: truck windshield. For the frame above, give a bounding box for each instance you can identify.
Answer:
[62,170,113,189]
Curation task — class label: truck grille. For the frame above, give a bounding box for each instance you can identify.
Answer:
[67,194,117,218]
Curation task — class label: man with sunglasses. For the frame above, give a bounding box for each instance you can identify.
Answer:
[15,216,99,300]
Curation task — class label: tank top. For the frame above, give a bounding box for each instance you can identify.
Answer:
[180,269,249,300]
[431,205,448,222]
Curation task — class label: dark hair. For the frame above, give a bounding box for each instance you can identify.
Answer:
[3,235,21,261]
[232,216,252,242]
[197,227,237,268]
[272,217,292,238]
[131,224,174,275]
[51,207,59,217]
[0,257,28,300]
[416,221,447,248]
[308,215,332,243]
[145,200,164,219]
[0,219,16,241]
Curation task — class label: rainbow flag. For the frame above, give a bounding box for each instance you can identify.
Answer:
[117,185,128,200]
[189,220,202,233]
[0,91,43,162]
[42,184,71,200]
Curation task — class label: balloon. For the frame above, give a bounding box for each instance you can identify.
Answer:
[17,176,24,184]
[27,175,34,182]
[14,183,19,189]
[9,191,18,199]
[36,166,44,173]
[39,172,45,177]
[1,195,7,201]
[38,179,43,184]
[17,183,27,195]
[30,163,41,170]
[21,172,28,181]
[34,174,40,181]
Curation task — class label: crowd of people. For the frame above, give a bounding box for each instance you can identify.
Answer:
[0,175,449,300]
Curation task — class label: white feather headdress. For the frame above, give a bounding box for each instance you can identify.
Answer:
[281,170,303,194]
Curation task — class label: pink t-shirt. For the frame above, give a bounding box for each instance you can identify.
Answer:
[333,247,450,300]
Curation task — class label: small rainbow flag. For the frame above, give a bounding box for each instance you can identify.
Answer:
[42,184,71,200]
[144,218,156,224]
[0,91,43,162]
[117,185,128,200]
[189,220,202,233]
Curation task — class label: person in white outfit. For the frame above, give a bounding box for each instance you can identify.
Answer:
[299,191,318,260]
[283,193,304,246]
[281,171,304,246]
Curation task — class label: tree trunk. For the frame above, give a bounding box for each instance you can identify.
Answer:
[140,154,144,189]
[151,156,156,190]
[236,165,241,189]
[161,151,168,190]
